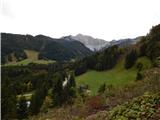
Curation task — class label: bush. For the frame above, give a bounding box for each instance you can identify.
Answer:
[86,96,105,112]
[107,93,160,120]
[136,62,143,71]
[136,72,143,81]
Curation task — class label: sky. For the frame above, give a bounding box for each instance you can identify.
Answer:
[0,0,160,41]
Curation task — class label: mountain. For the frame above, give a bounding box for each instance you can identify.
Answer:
[69,34,109,51]
[108,37,142,48]
[1,33,142,65]
[63,34,141,51]
[1,33,93,64]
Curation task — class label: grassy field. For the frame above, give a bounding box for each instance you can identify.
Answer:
[24,50,39,60]
[4,59,56,66]
[4,50,56,66]
[17,91,34,100]
[76,57,151,95]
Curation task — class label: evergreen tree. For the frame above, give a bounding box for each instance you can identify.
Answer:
[29,86,47,115]
[68,73,76,87]
[2,77,17,119]
[95,63,103,71]
[74,60,87,76]
[125,50,138,69]
[52,73,63,106]
[17,96,28,120]
[67,73,76,98]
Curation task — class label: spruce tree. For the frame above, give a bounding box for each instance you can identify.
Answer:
[17,96,28,119]
[52,73,63,106]
[29,86,47,115]
[125,50,138,69]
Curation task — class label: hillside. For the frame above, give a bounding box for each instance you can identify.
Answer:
[3,50,56,66]
[76,57,152,95]
[29,67,160,120]
[1,33,93,64]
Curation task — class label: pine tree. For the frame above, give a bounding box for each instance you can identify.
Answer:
[2,77,17,119]
[17,96,28,120]
[68,73,76,87]
[125,50,138,69]
[29,86,47,115]
[67,73,76,98]
[52,73,63,106]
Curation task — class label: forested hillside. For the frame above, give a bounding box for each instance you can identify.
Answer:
[1,33,93,64]
[1,24,160,120]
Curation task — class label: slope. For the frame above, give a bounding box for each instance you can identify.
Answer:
[76,57,151,95]
[1,33,93,64]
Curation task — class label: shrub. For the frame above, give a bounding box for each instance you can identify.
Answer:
[98,83,106,94]
[136,72,143,81]
[86,96,105,112]
[136,62,143,71]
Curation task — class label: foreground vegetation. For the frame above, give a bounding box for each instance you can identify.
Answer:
[108,93,160,120]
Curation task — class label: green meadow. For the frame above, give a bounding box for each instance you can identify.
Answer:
[76,57,151,95]
[4,50,55,66]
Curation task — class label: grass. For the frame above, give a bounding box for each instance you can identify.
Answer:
[76,57,151,95]
[17,91,34,101]
[4,59,56,66]
[24,50,39,60]
[4,50,56,66]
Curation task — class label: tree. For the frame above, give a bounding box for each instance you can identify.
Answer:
[139,24,160,61]
[52,73,63,106]
[93,45,119,71]
[68,73,76,87]
[1,77,17,119]
[86,56,97,69]
[124,50,138,69]
[139,37,147,56]
[29,86,47,115]
[65,73,76,101]
[95,63,103,71]
[74,60,87,76]
[17,96,28,119]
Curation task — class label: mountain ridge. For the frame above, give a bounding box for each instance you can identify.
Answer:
[63,34,141,51]
[1,32,142,64]
[1,33,93,64]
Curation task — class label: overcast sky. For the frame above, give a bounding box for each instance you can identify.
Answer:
[0,0,160,41]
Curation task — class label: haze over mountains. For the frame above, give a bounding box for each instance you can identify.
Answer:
[1,32,141,64]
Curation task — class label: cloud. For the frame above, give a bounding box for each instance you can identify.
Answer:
[1,0,160,40]
[1,0,14,19]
